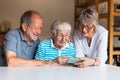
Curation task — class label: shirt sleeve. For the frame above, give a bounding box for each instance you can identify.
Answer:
[96,30,108,65]
[73,31,85,57]
[3,31,18,53]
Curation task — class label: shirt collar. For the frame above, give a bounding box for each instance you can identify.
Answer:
[50,38,70,50]
[19,28,40,45]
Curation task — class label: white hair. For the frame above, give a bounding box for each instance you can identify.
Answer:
[51,20,71,35]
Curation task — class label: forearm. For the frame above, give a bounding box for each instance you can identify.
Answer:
[7,57,47,67]
[76,57,101,67]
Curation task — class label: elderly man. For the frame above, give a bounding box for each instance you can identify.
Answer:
[1,10,57,67]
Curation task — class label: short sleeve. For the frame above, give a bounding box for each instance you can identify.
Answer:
[73,30,85,57]
[3,31,18,53]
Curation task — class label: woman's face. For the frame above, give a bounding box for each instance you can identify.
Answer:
[79,21,95,38]
[52,30,70,49]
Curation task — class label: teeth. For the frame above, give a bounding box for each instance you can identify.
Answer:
[34,34,37,35]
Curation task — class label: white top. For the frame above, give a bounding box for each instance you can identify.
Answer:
[73,25,108,65]
[0,65,120,80]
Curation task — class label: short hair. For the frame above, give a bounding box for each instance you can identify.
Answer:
[77,7,98,30]
[20,10,42,29]
[51,20,71,36]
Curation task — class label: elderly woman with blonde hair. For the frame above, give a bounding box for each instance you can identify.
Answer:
[73,7,108,67]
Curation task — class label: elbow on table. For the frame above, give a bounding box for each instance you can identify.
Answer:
[6,58,16,67]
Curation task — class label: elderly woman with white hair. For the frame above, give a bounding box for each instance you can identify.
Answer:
[73,7,108,67]
[35,20,75,65]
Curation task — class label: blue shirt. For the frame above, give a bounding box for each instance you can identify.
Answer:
[2,28,40,59]
[35,38,75,60]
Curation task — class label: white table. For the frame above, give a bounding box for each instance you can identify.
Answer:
[0,65,120,80]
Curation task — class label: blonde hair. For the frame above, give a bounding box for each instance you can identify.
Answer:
[77,7,98,30]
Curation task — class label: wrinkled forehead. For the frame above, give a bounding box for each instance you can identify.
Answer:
[31,14,42,21]
[56,29,71,34]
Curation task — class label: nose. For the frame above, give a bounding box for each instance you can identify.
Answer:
[62,36,66,42]
[82,27,87,32]
[36,29,41,35]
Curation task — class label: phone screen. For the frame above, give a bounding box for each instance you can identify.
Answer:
[67,58,82,64]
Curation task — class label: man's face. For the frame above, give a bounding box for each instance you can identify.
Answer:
[53,30,70,49]
[24,14,43,42]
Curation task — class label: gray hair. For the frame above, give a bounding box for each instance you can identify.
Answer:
[20,10,42,30]
[51,20,71,36]
[78,7,98,30]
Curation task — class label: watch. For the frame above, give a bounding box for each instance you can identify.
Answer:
[91,59,97,66]
[93,59,97,66]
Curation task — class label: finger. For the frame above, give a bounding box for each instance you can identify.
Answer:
[80,57,86,60]
[62,59,67,64]
[58,57,62,64]
[62,56,68,60]
[78,64,82,68]
[59,57,67,64]
[74,61,83,65]
[78,65,80,68]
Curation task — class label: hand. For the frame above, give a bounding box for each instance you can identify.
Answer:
[42,60,60,67]
[74,57,95,68]
[52,56,69,65]
[58,56,69,65]
[58,56,69,64]
[47,60,60,66]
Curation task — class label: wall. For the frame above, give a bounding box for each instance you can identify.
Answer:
[0,0,74,40]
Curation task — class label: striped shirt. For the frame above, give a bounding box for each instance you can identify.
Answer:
[35,38,75,60]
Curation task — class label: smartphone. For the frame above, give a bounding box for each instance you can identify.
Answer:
[67,58,83,64]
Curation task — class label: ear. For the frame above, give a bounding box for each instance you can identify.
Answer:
[21,23,27,32]
[51,34,56,43]
[69,37,71,42]
[51,33,54,38]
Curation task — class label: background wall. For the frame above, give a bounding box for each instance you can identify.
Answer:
[0,0,74,40]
